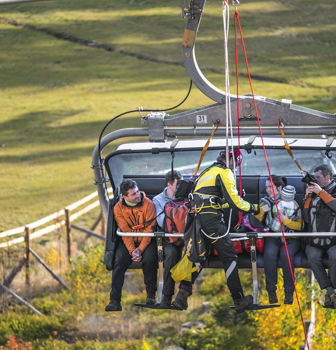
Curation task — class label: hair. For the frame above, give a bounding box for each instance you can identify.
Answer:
[268,175,287,189]
[314,164,332,177]
[217,150,233,164]
[120,179,138,196]
[165,170,182,185]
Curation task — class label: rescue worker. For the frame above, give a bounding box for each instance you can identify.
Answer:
[105,179,158,312]
[153,170,183,307]
[303,164,336,308]
[172,149,256,313]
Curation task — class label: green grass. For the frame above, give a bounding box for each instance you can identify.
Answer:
[0,0,335,231]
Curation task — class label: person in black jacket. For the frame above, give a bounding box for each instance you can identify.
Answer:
[303,164,336,308]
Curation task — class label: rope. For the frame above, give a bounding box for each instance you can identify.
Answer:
[193,121,220,178]
[278,120,308,174]
[222,1,233,232]
[234,7,310,349]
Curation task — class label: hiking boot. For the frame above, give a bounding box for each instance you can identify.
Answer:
[331,294,336,309]
[172,289,189,310]
[159,294,172,307]
[146,296,156,305]
[324,294,332,307]
[268,291,278,304]
[105,300,122,312]
[284,293,294,305]
[234,295,253,313]
[325,293,336,308]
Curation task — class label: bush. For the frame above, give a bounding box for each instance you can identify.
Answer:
[0,313,62,345]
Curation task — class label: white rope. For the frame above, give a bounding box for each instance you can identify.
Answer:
[201,208,232,240]
[222,1,234,231]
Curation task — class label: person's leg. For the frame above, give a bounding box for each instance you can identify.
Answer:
[305,245,330,289]
[161,243,182,305]
[211,234,243,300]
[279,239,300,304]
[106,241,132,311]
[199,212,252,312]
[263,237,281,302]
[326,245,336,289]
[173,268,200,310]
[141,239,158,303]
[326,245,336,308]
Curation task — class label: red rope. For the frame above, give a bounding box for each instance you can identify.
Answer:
[234,8,310,349]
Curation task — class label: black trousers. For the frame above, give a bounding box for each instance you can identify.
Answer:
[305,244,336,290]
[180,210,244,301]
[110,240,158,303]
[263,237,300,294]
[162,242,183,297]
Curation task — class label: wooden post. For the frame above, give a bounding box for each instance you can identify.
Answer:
[64,208,72,262]
[90,212,102,231]
[0,282,42,316]
[100,213,106,236]
[24,226,30,287]
[0,256,26,295]
[29,248,69,290]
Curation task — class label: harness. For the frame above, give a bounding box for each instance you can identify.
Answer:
[190,163,229,212]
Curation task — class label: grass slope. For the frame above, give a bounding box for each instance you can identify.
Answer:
[0,0,335,230]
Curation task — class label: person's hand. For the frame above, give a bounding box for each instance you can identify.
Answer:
[306,182,322,195]
[279,212,288,222]
[132,248,142,262]
[261,204,270,212]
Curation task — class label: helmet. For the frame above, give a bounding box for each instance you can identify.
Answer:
[218,148,243,165]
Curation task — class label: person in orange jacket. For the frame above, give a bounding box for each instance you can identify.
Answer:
[105,179,158,312]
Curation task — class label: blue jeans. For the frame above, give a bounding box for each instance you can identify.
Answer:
[264,237,300,294]
[305,244,336,290]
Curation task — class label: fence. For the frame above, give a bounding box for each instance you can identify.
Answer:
[0,189,111,315]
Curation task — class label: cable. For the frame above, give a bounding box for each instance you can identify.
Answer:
[97,79,193,195]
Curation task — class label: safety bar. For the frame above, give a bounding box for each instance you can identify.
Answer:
[116,228,335,308]
[116,229,336,238]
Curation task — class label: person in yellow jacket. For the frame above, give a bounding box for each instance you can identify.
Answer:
[172,149,257,313]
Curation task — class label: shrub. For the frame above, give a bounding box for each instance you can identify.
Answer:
[0,313,62,345]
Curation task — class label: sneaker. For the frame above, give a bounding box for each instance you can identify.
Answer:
[268,291,278,304]
[234,295,253,313]
[105,300,122,312]
[331,294,336,309]
[146,296,156,305]
[284,293,293,305]
[172,289,189,310]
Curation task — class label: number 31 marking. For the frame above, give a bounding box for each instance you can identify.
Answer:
[196,115,207,124]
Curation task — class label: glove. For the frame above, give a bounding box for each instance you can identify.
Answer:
[249,204,259,215]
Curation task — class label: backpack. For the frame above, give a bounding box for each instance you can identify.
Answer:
[232,214,267,254]
[184,211,207,264]
[163,199,189,245]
